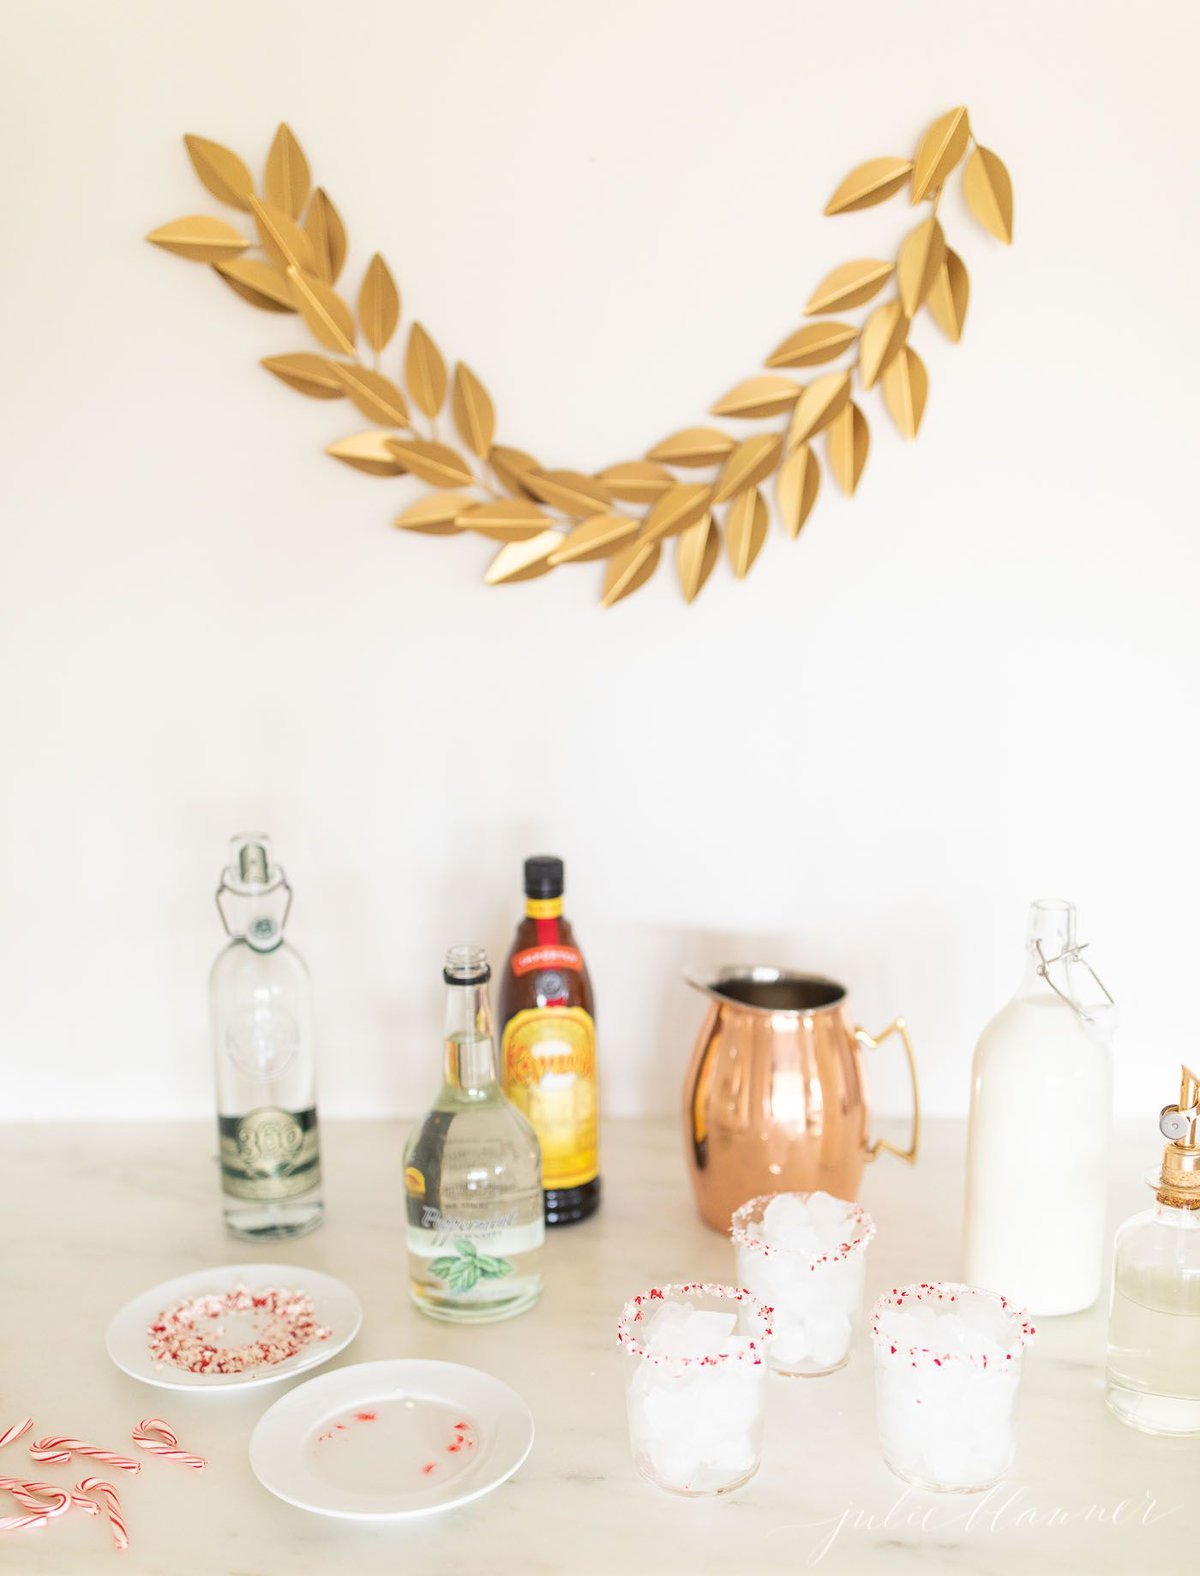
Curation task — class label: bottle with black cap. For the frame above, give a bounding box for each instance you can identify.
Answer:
[402,946,544,1322]
[499,856,601,1225]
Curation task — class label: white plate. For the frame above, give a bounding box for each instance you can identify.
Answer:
[249,1359,535,1519]
[106,1263,362,1391]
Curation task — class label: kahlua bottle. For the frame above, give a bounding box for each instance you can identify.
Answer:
[499,856,600,1225]
[963,898,1116,1315]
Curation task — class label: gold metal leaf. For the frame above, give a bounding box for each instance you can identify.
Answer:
[601,540,660,608]
[405,323,447,418]
[214,258,296,312]
[882,346,928,440]
[183,135,254,210]
[485,530,565,585]
[786,371,852,451]
[596,462,675,503]
[457,499,551,541]
[926,248,970,342]
[963,146,1014,244]
[825,156,914,215]
[805,259,893,315]
[639,483,712,546]
[776,445,820,538]
[387,439,474,489]
[645,428,736,467]
[911,107,970,203]
[523,470,611,516]
[451,364,496,459]
[489,445,540,498]
[765,322,858,368]
[548,513,640,565]
[675,513,718,603]
[394,492,476,535]
[249,195,316,274]
[326,431,406,476]
[305,188,346,284]
[858,299,908,389]
[146,216,249,262]
[331,364,410,427]
[826,402,869,496]
[711,375,801,419]
[711,433,783,505]
[287,266,356,355]
[265,124,311,219]
[896,218,946,318]
[358,254,400,353]
[261,353,345,398]
[725,488,768,579]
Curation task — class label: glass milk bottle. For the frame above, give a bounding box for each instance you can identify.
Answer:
[963,899,1115,1314]
[211,834,323,1240]
[403,947,544,1322]
[1106,1066,1200,1434]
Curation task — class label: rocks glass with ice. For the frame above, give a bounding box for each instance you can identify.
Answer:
[616,1282,772,1496]
[731,1191,875,1377]
[871,1281,1036,1493]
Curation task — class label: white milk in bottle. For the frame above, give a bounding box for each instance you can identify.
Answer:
[963,899,1115,1316]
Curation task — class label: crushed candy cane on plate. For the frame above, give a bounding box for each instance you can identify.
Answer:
[147,1284,332,1375]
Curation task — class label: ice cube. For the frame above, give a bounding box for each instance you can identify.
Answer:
[770,1315,811,1366]
[806,1307,852,1368]
[760,1193,813,1246]
[807,1191,853,1242]
[705,1429,756,1475]
[641,1298,695,1354]
[650,1434,703,1489]
[641,1374,698,1438]
[703,1367,762,1433]
[673,1310,737,1358]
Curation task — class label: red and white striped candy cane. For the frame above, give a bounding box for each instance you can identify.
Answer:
[130,1417,206,1471]
[0,1419,33,1452]
[0,1477,81,1517]
[0,1476,70,1532]
[76,1477,129,1552]
[29,1436,140,1474]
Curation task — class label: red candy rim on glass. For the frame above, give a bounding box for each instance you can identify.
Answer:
[615,1281,773,1367]
[730,1193,876,1266]
[869,1280,1036,1369]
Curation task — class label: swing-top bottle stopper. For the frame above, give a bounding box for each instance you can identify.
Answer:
[1157,1066,1200,1207]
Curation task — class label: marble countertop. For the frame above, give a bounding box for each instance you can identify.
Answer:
[0,1115,1190,1574]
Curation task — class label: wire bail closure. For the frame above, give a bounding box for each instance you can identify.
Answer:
[214,869,293,942]
[1034,939,1114,1024]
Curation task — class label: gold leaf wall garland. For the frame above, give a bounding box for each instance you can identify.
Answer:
[149,109,1013,608]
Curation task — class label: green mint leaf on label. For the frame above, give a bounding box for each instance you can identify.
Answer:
[455,1238,479,1259]
[429,1257,459,1281]
[449,1260,480,1293]
[474,1255,514,1280]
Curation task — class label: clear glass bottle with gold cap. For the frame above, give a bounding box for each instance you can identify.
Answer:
[1106,1066,1200,1434]
[403,947,544,1322]
[211,834,323,1240]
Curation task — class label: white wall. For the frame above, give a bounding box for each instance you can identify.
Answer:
[3,0,1197,1127]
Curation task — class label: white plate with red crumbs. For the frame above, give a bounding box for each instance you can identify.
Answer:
[249,1360,534,1519]
[106,1263,362,1391]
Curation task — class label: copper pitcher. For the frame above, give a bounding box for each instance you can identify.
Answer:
[683,967,920,1232]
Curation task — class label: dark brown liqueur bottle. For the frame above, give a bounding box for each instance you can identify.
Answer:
[498,856,600,1225]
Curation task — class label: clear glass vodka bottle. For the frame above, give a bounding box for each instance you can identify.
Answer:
[210,834,323,1240]
[403,946,544,1322]
[1106,1065,1200,1434]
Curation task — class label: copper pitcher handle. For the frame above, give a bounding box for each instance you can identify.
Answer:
[857,1018,921,1165]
